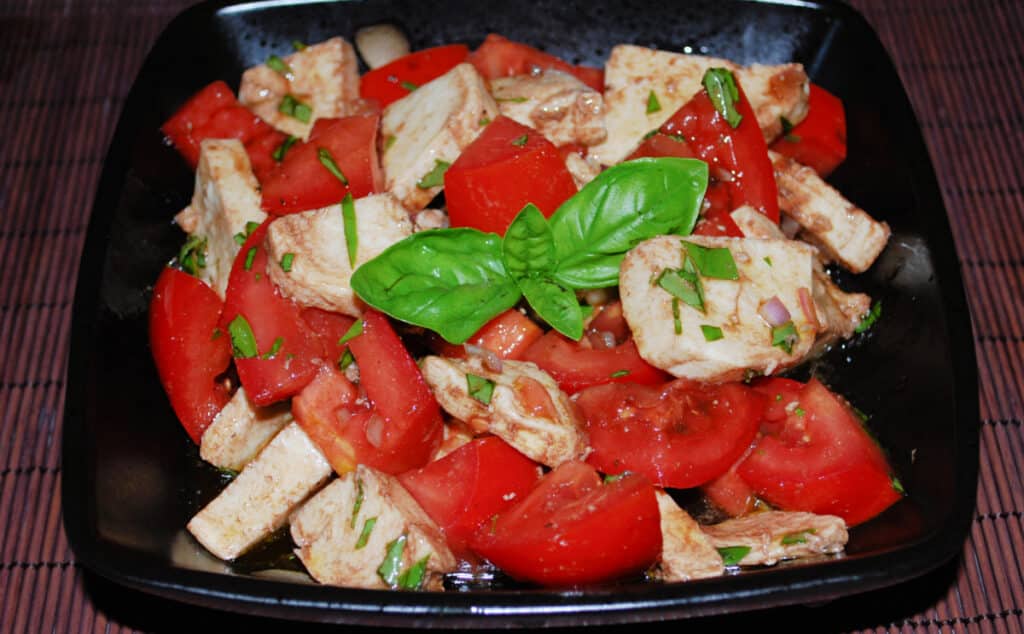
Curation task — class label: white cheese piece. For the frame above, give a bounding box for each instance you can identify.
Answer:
[354,24,410,69]
[564,152,602,189]
[419,355,587,468]
[620,235,822,382]
[187,423,332,561]
[263,193,413,317]
[490,70,606,147]
[702,511,848,566]
[734,64,810,143]
[652,491,725,582]
[239,36,360,139]
[381,63,499,211]
[174,138,265,298]
[199,387,292,472]
[290,465,457,590]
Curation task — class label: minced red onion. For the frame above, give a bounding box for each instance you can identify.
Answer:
[465,343,503,373]
[759,295,791,327]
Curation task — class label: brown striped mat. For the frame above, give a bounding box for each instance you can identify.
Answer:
[1,0,1021,631]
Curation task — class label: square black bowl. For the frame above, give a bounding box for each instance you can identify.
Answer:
[63,0,979,627]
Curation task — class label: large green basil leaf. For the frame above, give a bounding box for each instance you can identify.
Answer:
[350,229,521,344]
[549,157,708,289]
[502,203,556,279]
[517,277,583,341]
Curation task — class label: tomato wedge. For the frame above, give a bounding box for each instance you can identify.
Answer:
[444,116,577,235]
[360,44,470,108]
[576,380,766,488]
[149,267,232,443]
[430,309,543,361]
[521,331,668,394]
[399,436,539,554]
[470,461,660,586]
[291,362,364,474]
[469,34,604,92]
[738,378,902,526]
[770,83,847,177]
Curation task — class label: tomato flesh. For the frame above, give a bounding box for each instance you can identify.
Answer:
[470,461,661,586]
[431,309,543,361]
[469,34,604,92]
[291,363,364,475]
[360,44,470,108]
[521,331,669,394]
[770,83,847,177]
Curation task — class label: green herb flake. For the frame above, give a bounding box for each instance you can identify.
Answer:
[466,373,495,405]
[775,393,783,401]
[781,116,801,142]
[266,54,292,76]
[227,314,258,359]
[771,321,799,354]
[763,256,773,267]
[318,147,349,185]
[245,221,260,236]
[643,128,660,140]
[350,477,364,528]
[280,252,295,273]
[211,328,223,341]
[178,235,207,275]
[646,90,662,114]
[292,40,307,51]
[398,554,431,590]
[610,369,630,378]
[496,96,528,103]
[233,232,246,245]
[354,517,377,550]
[384,134,397,151]
[657,264,704,313]
[853,406,870,422]
[262,336,284,359]
[855,301,882,333]
[377,534,407,587]
[717,545,751,566]
[892,476,906,495]
[703,68,743,128]
[603,472,628,483]
[399,80,419,92]
[683,241,739,280]
[342,192,358,267]
[338,319,364,346]
[781,529,815,545]
[511,134,529,147]
[701,325,724,341]
[672,298,682,334]
[416,159,450,189]
[272,135,299,162]
[479,116,492,126]
[794,406,806,417]
[338,347,355,371]
[278,94,312,123]
[244,246,257,271]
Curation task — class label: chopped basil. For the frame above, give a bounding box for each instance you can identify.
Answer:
[495,96,528,103]
[672,298,682,334]
[781,116,801,142]
[266,54,292,76]
[603,472,628,483]
[211,328,223,341]
[775,393,783,401]
[771,321,799,354]
[657,261,704,313]
[479,116,492,126]
[683,241,739,280]
[794,407,806,417]
[384,134,397,151]
[763,256,773,267]
[354,517,377,550]
[342,192,358,267]
[280,252,295,273]
[245,221,260,235]
[717,545,751,566]
[610,369,630,378]
[703,68,743,128]
[646,90,662,114]
[781,529,815,545]
[178,235,207,275]
[891,476,906,495]
[643,128,659,140]
[318,148,349,185]
[261,336,284,359]
[338,319,364,346]
[416,159,450,189]
[244,246,257,271]
[227,314,258,358]
[511,134,528,147]
[338,347,355,370]
[272,135,299,162]
[398,554,431,590]
[855,301,882,333]
[377,534,407,587]
[233,232,246,246]
[701,324,724,341]
[853,406,870,422]
[278,94,312,123]
[466,373,495,405]
[350,477,364,528]
[292,40,307,51]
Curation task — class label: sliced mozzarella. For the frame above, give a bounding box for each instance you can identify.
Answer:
[490,70,606,147]
[652,491,725,582]
[199,387,292,472]
[702,510,848,566]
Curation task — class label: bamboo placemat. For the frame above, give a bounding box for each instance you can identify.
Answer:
[1,0,1021,631]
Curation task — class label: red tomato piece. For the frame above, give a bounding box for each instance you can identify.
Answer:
[521,331,669,394]
[149,268,232,443]
[770,83,847,177]
[359,44,470,108]
[431,309,543,361]
[220,222,323,405]
[444,116,577,235]
[577,380,766,488]
[260,114,382,214]
[398,436,539,554]
[702,462,759,517]
[469,34,604,92]
[470,461,661,586]
[738,378,902,526]
[291,362,364,475]
[299,307,357,364]
[691,185,744,237]
[244,126,288,183]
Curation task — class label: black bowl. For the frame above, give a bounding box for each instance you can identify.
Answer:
[63,0,979,626]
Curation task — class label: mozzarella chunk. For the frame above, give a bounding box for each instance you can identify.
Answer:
[381,63,498,210]
[652,491,724,582]
[702,511,848,566]
[812,266,871,343]
[770,150,890,273]
[730,205,786,240]
[620,235,821,382]
[239,36,360,139]
[263,193,413,316]
[187,423,331,560]
[433,422,475,460]
[354,24,410,69]
[419,355,587,467]
[174,139,265,298]
[565,152,602,189]
[490,70,606,147]
[200,387,292,472]
[588,45,808,165]
[290,465,456,590]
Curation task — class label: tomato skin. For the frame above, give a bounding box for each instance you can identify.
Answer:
[521,331,669,394]
[299,307,357,364]
[398,436,539,554]
[470,462,661,586]
[259,114,382,214]
[444,116,577,235]
[469,34,604,92]
[149,268,232,444]
[431,309,543,361]
[291,363,364,475]
[577,380,766,488]
[738,378,901,526]
[359,44,470,108]
[770,83,847,177]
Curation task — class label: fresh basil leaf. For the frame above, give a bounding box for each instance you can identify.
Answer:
[703,68,742,128]
[377,534,407,587]
[549,158,708,289]
[351,229,521,344]
[518,277,583,341]
[502,204,556,280]
[398,554,430,590]
[682,241,739,280]
[227,314,258,359]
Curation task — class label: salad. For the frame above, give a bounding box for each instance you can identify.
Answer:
[150,26,900,591]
